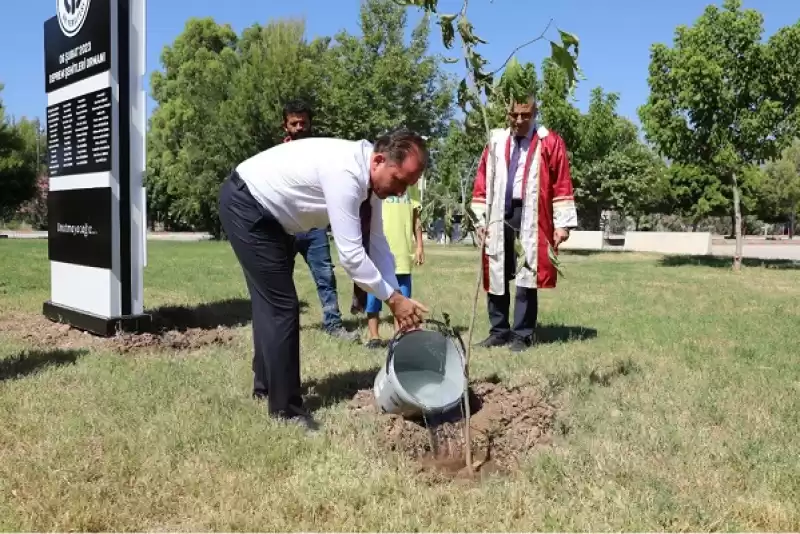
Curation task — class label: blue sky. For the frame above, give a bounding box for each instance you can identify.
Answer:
[2,0,798,130]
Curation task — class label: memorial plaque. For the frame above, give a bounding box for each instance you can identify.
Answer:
[47,87,113,177]
[47,187,113,269]
[43,0,150,336]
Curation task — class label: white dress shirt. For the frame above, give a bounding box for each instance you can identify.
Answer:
[236,137,400,301]
[512,123,537,199]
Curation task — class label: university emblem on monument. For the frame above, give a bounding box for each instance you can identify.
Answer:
[57,0,92,37]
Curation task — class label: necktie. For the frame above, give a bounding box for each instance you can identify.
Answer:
[350,190,372,314]
[505,136,524,219]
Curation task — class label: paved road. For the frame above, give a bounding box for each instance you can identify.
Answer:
[711,244,800,261]
[4,230,800,261]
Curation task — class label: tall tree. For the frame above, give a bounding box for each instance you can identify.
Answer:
[756,140,800,238]
[146,2,453,235]
[313,0,454,142]
[639,0,800,270]
[538,57,581,152]
[0,86,38,220]
[146,18,239,234]
[225,19,325,164]
[541,73,670,230]
[11,117,49,228]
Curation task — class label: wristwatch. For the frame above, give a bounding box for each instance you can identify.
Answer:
[384,289,403,304]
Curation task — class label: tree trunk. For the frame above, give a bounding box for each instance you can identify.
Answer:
[789,211,796,240]
[732,173,743,272]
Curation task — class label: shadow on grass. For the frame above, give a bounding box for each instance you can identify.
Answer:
[559,249,624,257]
[302,366,380,412]
[146,298,308,332]
[0,349,86,381]
[544,357,640,409]
[659,255,800,270]
[536,324,598,344]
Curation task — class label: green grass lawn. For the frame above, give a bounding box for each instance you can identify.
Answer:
[1,239,798,531]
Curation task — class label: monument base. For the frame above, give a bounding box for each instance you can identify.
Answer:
[43,301,152,337]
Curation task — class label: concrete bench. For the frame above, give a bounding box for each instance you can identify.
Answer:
[559,231,604,251]
[623,231,713,255]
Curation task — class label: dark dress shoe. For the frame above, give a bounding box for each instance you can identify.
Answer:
[509,336,532,353]
[278,404,320,433]
[476,334,510,348]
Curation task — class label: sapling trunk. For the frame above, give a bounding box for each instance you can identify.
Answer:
[461,99,495,474]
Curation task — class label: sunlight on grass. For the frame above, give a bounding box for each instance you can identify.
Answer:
[0,240,798,530]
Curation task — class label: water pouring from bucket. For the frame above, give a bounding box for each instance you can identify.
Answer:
[373,318,467,418]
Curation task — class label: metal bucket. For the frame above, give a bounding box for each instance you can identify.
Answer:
[373,319,467,418]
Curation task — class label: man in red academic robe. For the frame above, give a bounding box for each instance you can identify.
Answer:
[470,95,578,352]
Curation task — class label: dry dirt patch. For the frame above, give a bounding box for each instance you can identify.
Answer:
[0,310,236,353]
[349,379,556,481]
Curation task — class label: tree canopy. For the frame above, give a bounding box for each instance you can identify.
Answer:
[4,0,798,238]
[145,0,454,236]
[0,86,39,220]
[639,0,800,260]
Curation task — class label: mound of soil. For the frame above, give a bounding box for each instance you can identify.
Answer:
[348,379,556,480]
[0,312,236,353]
[111,328,235,353]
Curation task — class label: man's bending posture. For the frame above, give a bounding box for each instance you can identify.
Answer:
[218,128,429,430]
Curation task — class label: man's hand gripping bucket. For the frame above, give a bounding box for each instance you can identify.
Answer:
[373,315,467,418]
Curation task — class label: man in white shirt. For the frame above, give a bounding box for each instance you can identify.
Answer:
[218,128,429,429]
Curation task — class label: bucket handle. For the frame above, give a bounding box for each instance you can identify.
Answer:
[385,313,467,370]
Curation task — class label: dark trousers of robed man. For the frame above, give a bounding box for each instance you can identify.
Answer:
[218,171,303,416]
[488,199,538,341]
[488,132,538,343]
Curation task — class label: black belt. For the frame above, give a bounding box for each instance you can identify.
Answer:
[230,169,245,188]
[505,198,524,222]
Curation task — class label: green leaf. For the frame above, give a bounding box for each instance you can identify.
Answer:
[457,79,469,111]
[558,29,580,56]
[442,56,459,64]
[457,17,488,46]
[438,15,455,49]
[466,49,487,74]
[497,55,535,104]
[548,244,565,277]
[514,237,526,275]
[549,40,579,93]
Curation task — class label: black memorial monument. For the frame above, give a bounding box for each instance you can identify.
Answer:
[43,0,149,336]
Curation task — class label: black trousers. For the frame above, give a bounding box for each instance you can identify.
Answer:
[488,201,539,341]
[218,171,303,416]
